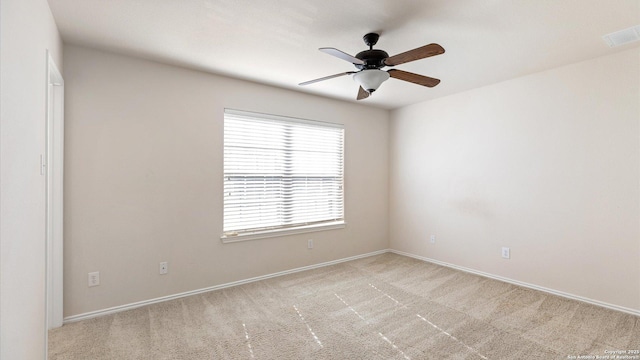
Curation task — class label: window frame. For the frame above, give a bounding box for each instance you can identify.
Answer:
[221,109,346,243]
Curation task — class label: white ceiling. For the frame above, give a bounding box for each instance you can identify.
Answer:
[48,0,640,109]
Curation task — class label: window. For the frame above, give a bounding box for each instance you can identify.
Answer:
[223,109,344,242]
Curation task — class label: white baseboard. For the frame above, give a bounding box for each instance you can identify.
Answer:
[389,249,640,317]
[64,248,639,324]
[63,249,389,324]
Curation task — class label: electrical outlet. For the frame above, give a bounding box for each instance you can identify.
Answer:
[307,239,313,249]
[502,247,510,259]
[159,262,168,275]
[88,271,100,287]
[430,235,436,244]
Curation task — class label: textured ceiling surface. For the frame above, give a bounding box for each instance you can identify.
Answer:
[48,0,640,109]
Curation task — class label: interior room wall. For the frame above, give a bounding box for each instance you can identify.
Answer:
[389,48,640,312]
[62,45,389,317]
[0,0,63,358]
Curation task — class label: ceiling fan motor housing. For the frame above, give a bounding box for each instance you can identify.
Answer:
[355,49,389,69]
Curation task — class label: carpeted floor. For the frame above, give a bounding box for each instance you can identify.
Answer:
[48,253,640,359]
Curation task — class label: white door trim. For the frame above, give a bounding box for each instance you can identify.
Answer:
[45,50,64,335]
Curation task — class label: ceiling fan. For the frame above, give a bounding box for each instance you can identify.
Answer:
[299,33,445,100]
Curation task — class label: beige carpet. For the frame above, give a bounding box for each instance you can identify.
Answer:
[48,253,640,359]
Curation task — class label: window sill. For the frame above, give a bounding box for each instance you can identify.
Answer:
[220,221,346,243]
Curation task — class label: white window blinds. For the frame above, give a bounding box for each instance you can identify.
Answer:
[223,109,344,237]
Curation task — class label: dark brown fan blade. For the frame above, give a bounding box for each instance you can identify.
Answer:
[299,72,355,86]
[357,86,369,100]
[384,43,445,66]
[319,48,365,65]
[388,69,440,87]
